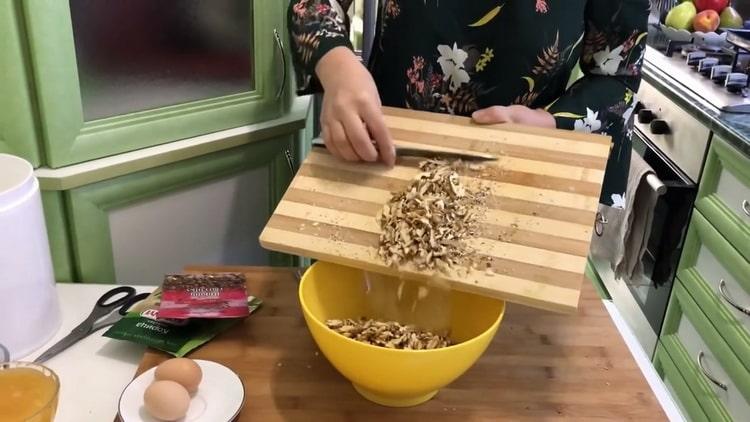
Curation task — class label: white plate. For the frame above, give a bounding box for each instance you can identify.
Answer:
[118,360,245,422]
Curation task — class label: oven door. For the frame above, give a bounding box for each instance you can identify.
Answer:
[592,127,697,357]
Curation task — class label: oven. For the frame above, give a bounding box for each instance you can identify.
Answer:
[591,125,698,358]
[590,73,711,357]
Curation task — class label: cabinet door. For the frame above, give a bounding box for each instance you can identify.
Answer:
[678,211,750,372]
[24,0,289,168]
[654,343,709,422]
[0,1,42,166]
[661,280,750,422]
[41,191,76,283]
[66,136,296,284]
[696,137,750,261]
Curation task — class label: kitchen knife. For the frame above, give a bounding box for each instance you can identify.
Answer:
[310,138,497,162]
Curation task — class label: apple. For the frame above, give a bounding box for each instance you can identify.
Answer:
[693,9,721,32]
[665,1,697,30]
[720,7,744,29]
[693,0,729,13]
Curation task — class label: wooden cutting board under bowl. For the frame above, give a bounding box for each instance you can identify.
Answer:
[260,107,611,313]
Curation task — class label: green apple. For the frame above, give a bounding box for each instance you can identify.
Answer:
[720,7,744,29]
[665,1,697,30]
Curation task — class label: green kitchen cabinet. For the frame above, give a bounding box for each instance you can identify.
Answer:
[696,136,750,261]
[661,280,750,422]
[678,211,750,373]
[654,343,709,422]
[18,0,290,168]
[40,191,76,283]
[61,133,300,284]
[585,258,611,300]
[0,1,43,166]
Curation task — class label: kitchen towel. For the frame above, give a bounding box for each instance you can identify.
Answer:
[614,152,662,281]
[589,152,662,282]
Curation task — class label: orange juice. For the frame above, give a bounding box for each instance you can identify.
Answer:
[0,364,59,422]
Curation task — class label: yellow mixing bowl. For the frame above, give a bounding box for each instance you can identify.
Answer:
[299,262,506,407]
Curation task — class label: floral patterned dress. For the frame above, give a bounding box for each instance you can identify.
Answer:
[288,0,649,206]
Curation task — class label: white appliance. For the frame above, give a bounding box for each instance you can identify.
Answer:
[0,154,61,360]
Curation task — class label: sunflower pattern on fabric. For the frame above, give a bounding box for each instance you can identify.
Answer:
[288,0,650,206]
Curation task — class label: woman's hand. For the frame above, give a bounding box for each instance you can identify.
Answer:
[316,47,395,166]
[472,105,556,128]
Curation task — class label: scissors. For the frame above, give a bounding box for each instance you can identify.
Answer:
[34,286,150,363]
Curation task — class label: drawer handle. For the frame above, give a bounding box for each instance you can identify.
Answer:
[719,279,750,316]
[697,351,728,391]
[743,199,750,217]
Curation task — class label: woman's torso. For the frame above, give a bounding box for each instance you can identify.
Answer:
[369,0,588,115]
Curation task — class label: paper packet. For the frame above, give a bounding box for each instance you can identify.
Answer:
[158,273,250,319]
[103,287,261,357]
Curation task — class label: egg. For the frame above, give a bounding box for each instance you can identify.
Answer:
[143,380,190,421]
[154,358,203,393]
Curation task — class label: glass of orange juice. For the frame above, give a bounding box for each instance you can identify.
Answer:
[0,361,60,422]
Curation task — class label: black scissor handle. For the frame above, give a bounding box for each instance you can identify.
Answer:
[118,292,150,316]
[96,286,136,308]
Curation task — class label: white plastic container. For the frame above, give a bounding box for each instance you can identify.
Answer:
[0,154,61,360]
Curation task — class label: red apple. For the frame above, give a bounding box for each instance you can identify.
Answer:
[693,9,721,32]
[693,0,728,13]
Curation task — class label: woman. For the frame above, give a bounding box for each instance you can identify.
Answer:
[289,0,648,207]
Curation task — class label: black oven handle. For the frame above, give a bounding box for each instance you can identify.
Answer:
[631,127,695,188]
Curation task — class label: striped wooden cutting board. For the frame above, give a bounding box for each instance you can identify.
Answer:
[260,107,611,313]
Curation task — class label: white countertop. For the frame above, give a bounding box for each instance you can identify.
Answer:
[22,284,155,422]
[19,283,685,422]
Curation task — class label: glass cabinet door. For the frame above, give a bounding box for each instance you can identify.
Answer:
[24,0,288,168]
[70,0,256,121]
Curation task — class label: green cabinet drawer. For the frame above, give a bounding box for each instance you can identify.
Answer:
[678,211,750,372]
[65,135,297,284]
[696,137,750,261]
[654,343,709,422]
[662,280,750,421]
[21,0,289,168]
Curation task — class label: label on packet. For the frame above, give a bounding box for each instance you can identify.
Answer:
[102,285,262,357]
[158,273,250,319]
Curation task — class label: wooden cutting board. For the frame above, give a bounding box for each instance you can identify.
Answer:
[260,107,611,313]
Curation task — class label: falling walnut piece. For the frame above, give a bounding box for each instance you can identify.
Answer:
[326,318,452,350]
[377,160,489,272]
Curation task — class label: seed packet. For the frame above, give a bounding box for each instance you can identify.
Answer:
[158,273,249,319]
[103,287,262,357]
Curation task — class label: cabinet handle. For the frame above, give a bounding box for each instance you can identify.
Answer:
[719,279,750,316]
[284,149,295,173]
[273,28,287,100]
[742,199,750,217]
[697,351,728,391]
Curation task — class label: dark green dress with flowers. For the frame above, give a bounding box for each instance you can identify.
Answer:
[289,0,649,207]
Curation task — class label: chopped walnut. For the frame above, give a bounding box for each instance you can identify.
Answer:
[377,160,489,272]
[325,318,452,350]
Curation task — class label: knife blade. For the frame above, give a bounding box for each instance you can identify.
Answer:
[310,138,497,162]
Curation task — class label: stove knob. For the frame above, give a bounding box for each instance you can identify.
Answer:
[638,109,655,124]
[650,120,671,135]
